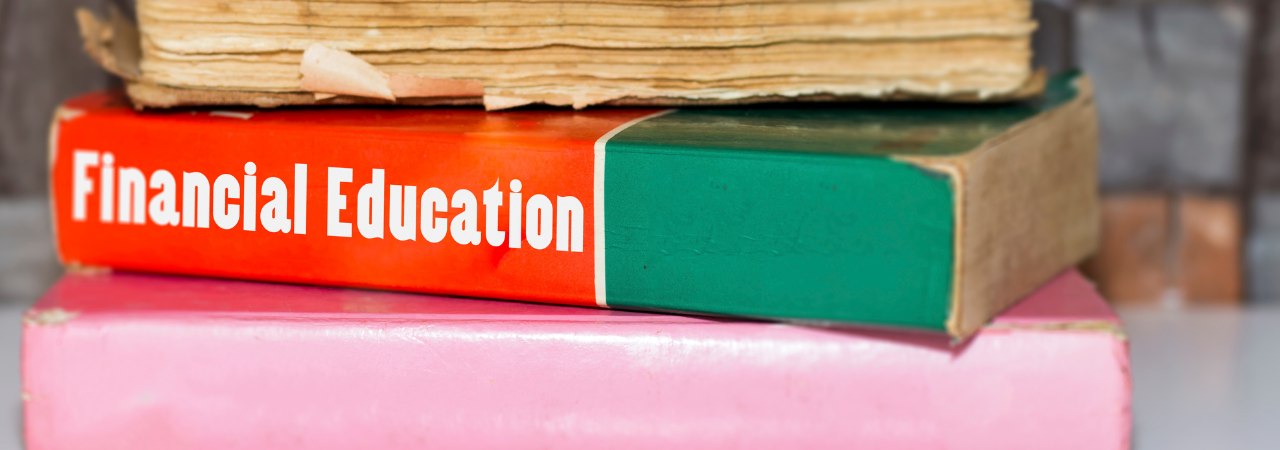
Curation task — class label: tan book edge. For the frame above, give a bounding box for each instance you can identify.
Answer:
[900,77,1100,338]
[137,0,1030,38]
[77,7,1044,110]
[118,73,1047,111]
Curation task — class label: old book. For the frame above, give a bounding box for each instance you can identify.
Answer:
[48,73,1097,339]
[23,270,1130,449]
[75,0,1043,109]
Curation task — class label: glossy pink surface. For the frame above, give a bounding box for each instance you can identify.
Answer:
[23,270,1129,449]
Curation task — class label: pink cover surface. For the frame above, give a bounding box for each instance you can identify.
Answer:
[23,270,1129,449]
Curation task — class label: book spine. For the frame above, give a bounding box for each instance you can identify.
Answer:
[23,271,1130,450]
[48,93,969,332]
[50,98,656,308]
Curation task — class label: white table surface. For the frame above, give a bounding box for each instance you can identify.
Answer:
[1119,305,1280,450]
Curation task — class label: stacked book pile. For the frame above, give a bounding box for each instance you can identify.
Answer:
[26,1,1127,448]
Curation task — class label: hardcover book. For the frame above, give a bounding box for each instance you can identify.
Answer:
[23,270,1130,449]
[75,0,1040,109]
[49,73,1098,338]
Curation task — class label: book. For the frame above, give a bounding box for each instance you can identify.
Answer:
[75,1,1042,109]
[23,269,1130,449]
[48,72,1097,338]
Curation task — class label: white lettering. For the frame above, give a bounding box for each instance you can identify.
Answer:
[260,177,291,233]
[420,187,448,243]
[100,153,115,223]
[294,164,307,235]
[357,169,384,239]
[483,179,506,247]
[556,196,583,252]
[451,189,481,245]
[72,150,99,221]
[213,174,241,230]
[118,167,146,224]
[509,179,523,248]
[526,194,553,250]
[389,184,416,241]
[148,170,180,226]
[181,171,210,228]
[79,161,586,253]
[243,162,257,231]
[327,167,352,237]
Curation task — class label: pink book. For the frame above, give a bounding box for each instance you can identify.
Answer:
[23,270,1130,449]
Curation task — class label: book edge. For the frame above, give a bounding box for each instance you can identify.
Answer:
[900,75,1101,338]
[592,109,677,308]
[45,105,84,269]
[958,75,1099,338]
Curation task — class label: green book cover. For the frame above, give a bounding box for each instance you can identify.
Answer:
[600,72,1097,336]
[50,73,1097,338]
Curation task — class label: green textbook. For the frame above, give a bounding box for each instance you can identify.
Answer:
[50,73,1097,338]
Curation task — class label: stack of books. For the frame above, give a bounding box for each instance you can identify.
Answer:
[27,2,1127,448]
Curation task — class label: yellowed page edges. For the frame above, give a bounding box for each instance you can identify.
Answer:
[299,44,395,101]
[387,73,484,99]
[300,44,486,102]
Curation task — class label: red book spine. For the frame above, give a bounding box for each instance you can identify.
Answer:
[51,92,658,306]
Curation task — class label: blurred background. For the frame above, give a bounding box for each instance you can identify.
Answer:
[1,0,1277,448]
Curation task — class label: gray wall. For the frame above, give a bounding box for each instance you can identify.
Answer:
[0,0,120,196]
[1077,3,1245,193]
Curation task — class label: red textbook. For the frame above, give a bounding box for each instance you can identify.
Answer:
[49,77,1097,337]
[23,270,1129,449]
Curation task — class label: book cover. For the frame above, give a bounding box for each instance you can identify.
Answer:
[23,269,1129,450]
[48,73,1097,338]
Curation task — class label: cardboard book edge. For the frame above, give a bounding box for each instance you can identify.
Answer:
[897,75,1100,339]
[46,106,91,268]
